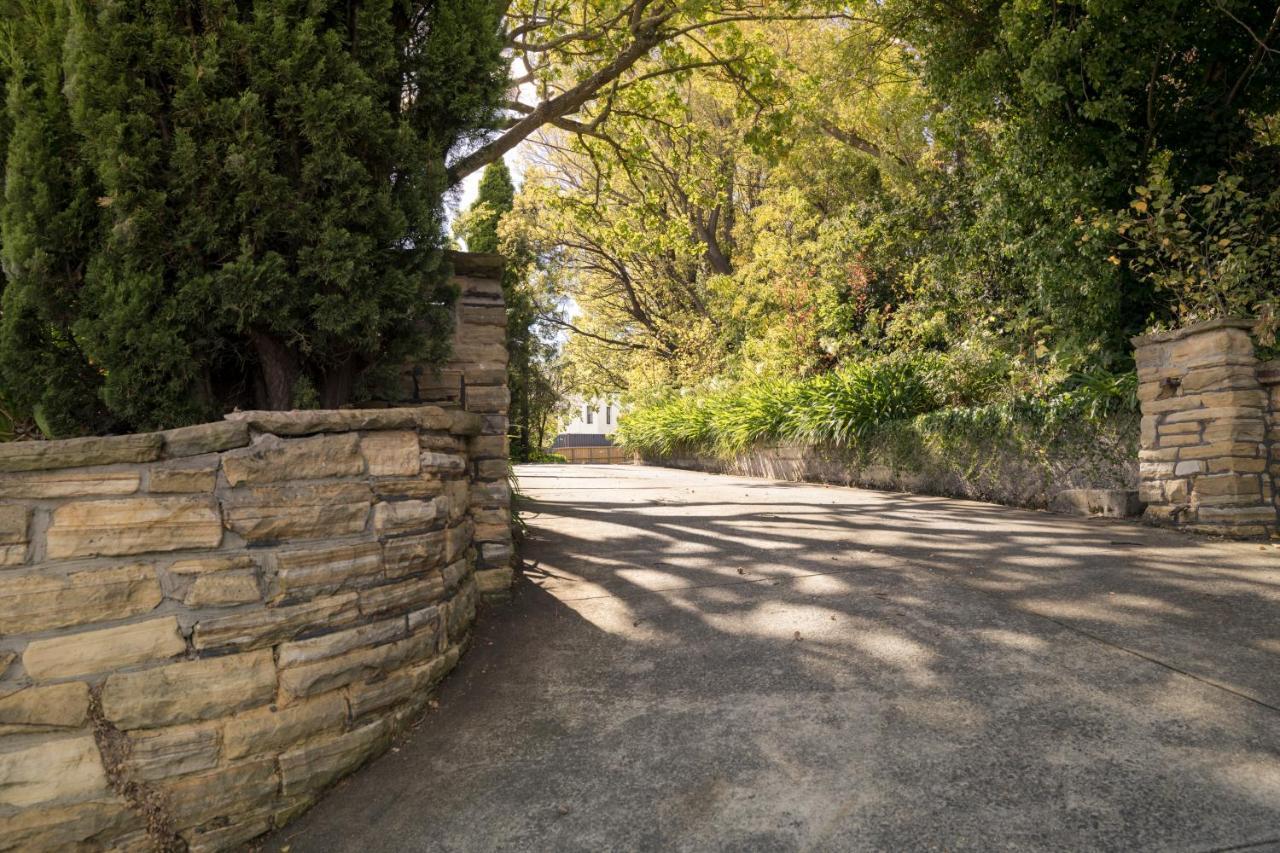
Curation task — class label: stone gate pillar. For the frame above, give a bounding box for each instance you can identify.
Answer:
[401,251,514,599]
[1133,319,1278,538]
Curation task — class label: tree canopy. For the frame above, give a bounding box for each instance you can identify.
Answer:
[0,0,506,434]
[505,0,1280,407]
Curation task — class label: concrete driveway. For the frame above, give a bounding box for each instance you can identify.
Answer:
[273,464,1280,852]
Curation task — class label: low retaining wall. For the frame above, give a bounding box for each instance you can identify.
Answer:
[0,407,511,851]
[646,410,1138,513]
[1134,319,1280,538]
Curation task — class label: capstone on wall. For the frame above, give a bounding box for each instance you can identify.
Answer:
[1134,319,1280,538]
[0,406,510,851]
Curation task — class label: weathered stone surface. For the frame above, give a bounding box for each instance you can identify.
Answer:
[1204,419,1266,443]
[346,666,418,721]
[471,480,510,507]
[1194,473,1262,498]
[0,469,141,499]
[382,530,446,577]
[0,796,141,851]
[101,648,276,729]
[222,690,347,760]
[468,434,507,459]
[0,504,28,556]
[448,410,483,436]
[222,483,372,544]
[278,632,432,700]
[149,459,219,493]
[1180,441,1261,460]
[480,541,513,565]
[407,604,441,634]
[1181,364,1261,392]
[0,432,162,473]
[126,722,220,781]
[1048,489,1145,518]
[1197,505,1280,522]
[181,811,273,853]
[23,616,186,679]
[475,566,515,596]
[372,498,441,534]
[446,520,474,562]
[1175,460,1205,476]
[465,385,510,414]
[279,720,388,797]
[162,420,251,458]
[0,681,90,734]
[476,459,508,481]
[361,431,421,476]
[277,618,405,668]
[0,734,109,807]
[373,475,444,500]
[269,540,382,600]
[445,580,477,641]
[474,521,511,543]
[1206,456,1270,474]
[222,433,363,486]
[193,593,358,651]
[472,506,508,526]
[358,575,445,617]
[441,558,469,591]
[1164,405,1264,424]
[225,407,450,435]
[47,496,222,559]
[420,451,466,474]
[0,562,162,634]
[1157,421,1200,436]
[184,569,261,608]
[160,758,278,830]
[419,433,463,452]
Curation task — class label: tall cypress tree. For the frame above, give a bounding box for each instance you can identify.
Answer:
[462,160,515,253]
[0,0,507,433]
[0,0,108,436]
[458,159,548,461]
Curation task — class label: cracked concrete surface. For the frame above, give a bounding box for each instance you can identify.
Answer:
[271,464,1280,852]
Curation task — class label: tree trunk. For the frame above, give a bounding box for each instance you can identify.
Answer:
[320,357,360,409]
[250,330,298,410]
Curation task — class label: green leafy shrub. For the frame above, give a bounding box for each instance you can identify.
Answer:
[618,353,946,457]
[1115,156,1280,345]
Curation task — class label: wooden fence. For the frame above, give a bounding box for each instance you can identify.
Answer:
[555,445,635,464]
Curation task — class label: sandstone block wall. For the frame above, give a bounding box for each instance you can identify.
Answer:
[0,406,505,851]
[405,251,513,599]
[1134,319,1279,538]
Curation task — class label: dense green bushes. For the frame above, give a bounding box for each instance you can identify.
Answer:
[617,352,1138,460]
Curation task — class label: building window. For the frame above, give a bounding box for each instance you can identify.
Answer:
[605,404,613,425]
[585,406,594,425]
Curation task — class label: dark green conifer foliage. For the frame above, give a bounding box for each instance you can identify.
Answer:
[0,0,107,436]
[465,160,515,254]
[0,0,506,433]
[458,159,546,461]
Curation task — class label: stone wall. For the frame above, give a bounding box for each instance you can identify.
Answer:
[403,250,512,597]
[1134,319,1279,538]
[644,407,1140,516]
[0,406,509,851]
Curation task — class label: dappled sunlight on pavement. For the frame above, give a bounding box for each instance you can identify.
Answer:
[275,463,1280,853]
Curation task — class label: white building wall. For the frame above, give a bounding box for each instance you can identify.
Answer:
[561,397,622,436]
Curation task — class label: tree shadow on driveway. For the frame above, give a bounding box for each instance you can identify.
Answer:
[274,464,1280,853]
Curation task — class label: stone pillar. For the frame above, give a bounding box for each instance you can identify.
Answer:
[1263,357,1280,531]
[1133,319,1278,538]
[402,251,514,600]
